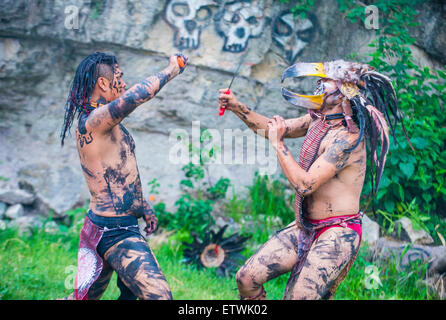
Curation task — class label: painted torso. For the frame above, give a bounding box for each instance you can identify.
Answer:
[302,120,367,220]
[76,112,144,217]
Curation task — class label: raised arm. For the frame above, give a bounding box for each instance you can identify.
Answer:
[87,54,188,133]
[218,89,311,139]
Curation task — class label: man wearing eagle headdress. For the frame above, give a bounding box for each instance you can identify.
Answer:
[218,59,410,299]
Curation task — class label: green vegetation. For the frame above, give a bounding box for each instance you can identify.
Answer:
[335,243,434,300]
[0,0,443,301]
[224,172,296,244]
[0,170,441,300]
[0,213,438,300]
[338,0,446,242]
[156,129,231,243]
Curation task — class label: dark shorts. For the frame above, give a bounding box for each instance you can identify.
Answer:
[87,210,143,258]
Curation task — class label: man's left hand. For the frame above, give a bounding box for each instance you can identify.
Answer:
[267,115,288,149]
[143,208,158,236]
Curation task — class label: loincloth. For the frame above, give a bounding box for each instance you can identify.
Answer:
[293,212,363,282]
[74,210,142,300]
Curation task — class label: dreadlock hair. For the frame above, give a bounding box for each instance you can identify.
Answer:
[60,52,118,146]
[346,71,413,209]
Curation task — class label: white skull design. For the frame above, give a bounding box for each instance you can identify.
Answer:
[165,0,216,50]
[215,1,268,53]
[272,11,315,64]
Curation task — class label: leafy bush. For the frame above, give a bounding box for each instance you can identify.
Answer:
[375,199,431,236]
[153,167,216,243]
[219,172,297,244]
[207,178,231,200]
[173,194,214,238]
[224,190,248,224]
[155,129,230,243]
[340,0,446,219]
[373,199,446,245]
[248,172,295,223]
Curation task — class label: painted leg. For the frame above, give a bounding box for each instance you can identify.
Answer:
[284,227,360,300]
[59,261,113,300]
[86,261,114,300]
[117,275,137,300]
[104,236,172,300]
[236,223,300,300]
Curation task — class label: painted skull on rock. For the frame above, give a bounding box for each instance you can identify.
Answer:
[272,11,316,64]
[215,0,268,53]
[165,0,216,50]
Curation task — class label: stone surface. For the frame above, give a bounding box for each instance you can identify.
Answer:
[398,217,434,245]
[371,238,446,275]
[361,214,380,245]
[17,163,83,218]
[0,188,35,205]
[0,0,444,218]
[0,219,6,231]
[44,221,59,234]
[370,237,446,299]
[0,202,7,219]
[409,0,446,65]
[5,203,24,220]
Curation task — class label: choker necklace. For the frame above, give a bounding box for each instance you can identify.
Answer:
[83,101,105,115]
[311,111,345,121]
[324,113,345,120]
[89,101,104,109]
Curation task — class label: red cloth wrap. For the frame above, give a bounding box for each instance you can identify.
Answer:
[309,213,363,240]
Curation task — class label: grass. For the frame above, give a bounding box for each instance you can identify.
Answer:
[335,243,434,300]
[0,228,80,300]
[0,224,439,300]
[0,172,441,300]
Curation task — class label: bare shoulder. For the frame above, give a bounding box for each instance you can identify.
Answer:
[88,107,107,131]
[324,126,363,150]
[76,111,112,149]
[322,126,365,170]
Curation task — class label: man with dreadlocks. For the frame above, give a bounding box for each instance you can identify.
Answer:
[218,60,409,300]
[60,52,188,300]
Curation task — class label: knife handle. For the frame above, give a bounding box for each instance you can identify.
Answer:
[177,56,185,68]
[219,89,231,116]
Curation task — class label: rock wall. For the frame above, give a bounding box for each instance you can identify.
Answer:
[0,0,444,216]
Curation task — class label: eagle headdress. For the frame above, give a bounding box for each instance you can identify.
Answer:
[281,60,413,197]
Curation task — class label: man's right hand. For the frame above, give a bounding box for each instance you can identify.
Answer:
[218,89,241,113]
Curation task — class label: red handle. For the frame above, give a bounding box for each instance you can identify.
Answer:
[177,56,185,68]
[219,89,231,116]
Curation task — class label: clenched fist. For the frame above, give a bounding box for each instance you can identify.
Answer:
[218,89,241,113]
[267,115,289,149]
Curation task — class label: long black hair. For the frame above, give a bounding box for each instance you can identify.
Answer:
[60,52,118,146]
